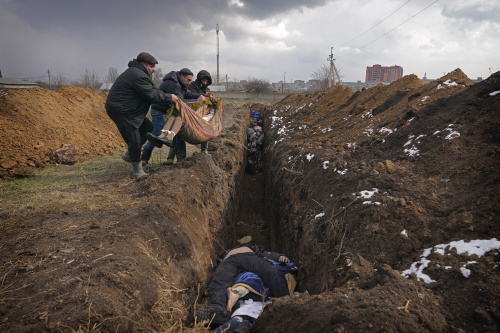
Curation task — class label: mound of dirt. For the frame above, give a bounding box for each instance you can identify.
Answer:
[259,69,500,332]
[0,86,125,179]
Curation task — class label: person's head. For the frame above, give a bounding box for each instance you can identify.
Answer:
[179,68,194,86]
[136,52,158,76]
[197,70,212,87]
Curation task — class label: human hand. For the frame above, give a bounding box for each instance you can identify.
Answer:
[197,95,206,102]
[171,94,179,103]
[279,256,290,264]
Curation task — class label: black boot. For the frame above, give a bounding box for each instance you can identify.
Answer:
[141,148,152,166]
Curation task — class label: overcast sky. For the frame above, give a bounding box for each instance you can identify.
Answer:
[0,0,498,84]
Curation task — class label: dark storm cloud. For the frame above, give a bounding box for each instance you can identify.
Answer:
[3,0,329,30]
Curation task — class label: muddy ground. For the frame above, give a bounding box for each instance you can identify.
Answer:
[0,69,499,332]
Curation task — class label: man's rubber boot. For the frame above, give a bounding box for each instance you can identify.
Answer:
[132,162,147,178]
[164,158,174,165]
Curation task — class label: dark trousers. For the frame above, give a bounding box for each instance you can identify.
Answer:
[209,253,289,309]
[107,110,153,163]
[167,137,187,161]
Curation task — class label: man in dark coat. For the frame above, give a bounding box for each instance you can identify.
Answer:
[105,52,178,178]
[141,68,205,165]
[188,70,215,154]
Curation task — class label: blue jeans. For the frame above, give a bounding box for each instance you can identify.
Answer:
[144,108,166,152]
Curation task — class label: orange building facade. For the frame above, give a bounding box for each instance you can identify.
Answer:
[365,64,403,82]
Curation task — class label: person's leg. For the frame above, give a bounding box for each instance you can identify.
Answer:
[106,109,148,178]
[138,118,154,147]
[142,109,166,163]
[208,257,240,309]
[164,147,175,165]
[201,141,208,153]
[147,116,182,148]
[235,253,289,298]
[175,138,186,161]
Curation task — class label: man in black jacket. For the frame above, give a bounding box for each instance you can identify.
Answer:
[105,52,178,178]
[141,68,205,165]
[188,70,215,154]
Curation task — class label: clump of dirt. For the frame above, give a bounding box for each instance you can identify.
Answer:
[259,69,500,332]
[0,86,125,179]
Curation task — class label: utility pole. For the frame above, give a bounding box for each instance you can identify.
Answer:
[216,23,220,85]
[283,72,286,92]
[225,74,228,91]
[328,47,342,87]
[47,69,52,89]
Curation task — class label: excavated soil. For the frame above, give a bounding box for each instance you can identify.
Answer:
[0,69,499,333]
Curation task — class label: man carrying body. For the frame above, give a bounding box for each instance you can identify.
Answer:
[105,52,178,178]
[141,68,205,165]
[188,70,216,154]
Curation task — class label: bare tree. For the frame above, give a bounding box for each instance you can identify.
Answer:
[244,78,272,93]
[309,64,330,92]
[105,67,118,83]
[75,68,102,90]
[54,74,69,89]
[152,67,163,88]
[309,64,344,92]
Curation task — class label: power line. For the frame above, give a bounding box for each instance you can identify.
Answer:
[337,0,439,60]
[335,0,411,48]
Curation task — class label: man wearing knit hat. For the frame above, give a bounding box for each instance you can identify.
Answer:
[105,52,178,178]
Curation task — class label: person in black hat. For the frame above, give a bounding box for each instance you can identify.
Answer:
[141,68,205,165]
[105,52,178,178]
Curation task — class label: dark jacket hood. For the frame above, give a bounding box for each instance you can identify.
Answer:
[196,70,212,86]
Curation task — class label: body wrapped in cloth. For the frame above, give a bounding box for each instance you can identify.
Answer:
[165,98,223,144]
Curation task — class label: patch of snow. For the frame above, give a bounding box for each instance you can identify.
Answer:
[337,169,348,175]
[420,96,430,102]
[306,153,314,161]
[490,90,500,96]
[401,229,408,237]
[363,201,381,205]
[402,238,500,283]
[460,266,471,278]
[322,161,329,169]
[379,127,393,134]
[404,135,415,146]
[404,145,420,156]
[446,131,460,140]
[355,188,378,199]
[315,212,325,219]
[362,110,373,119]
[363,127,374,136]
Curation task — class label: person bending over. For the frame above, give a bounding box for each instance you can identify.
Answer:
[105,52,178,178]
